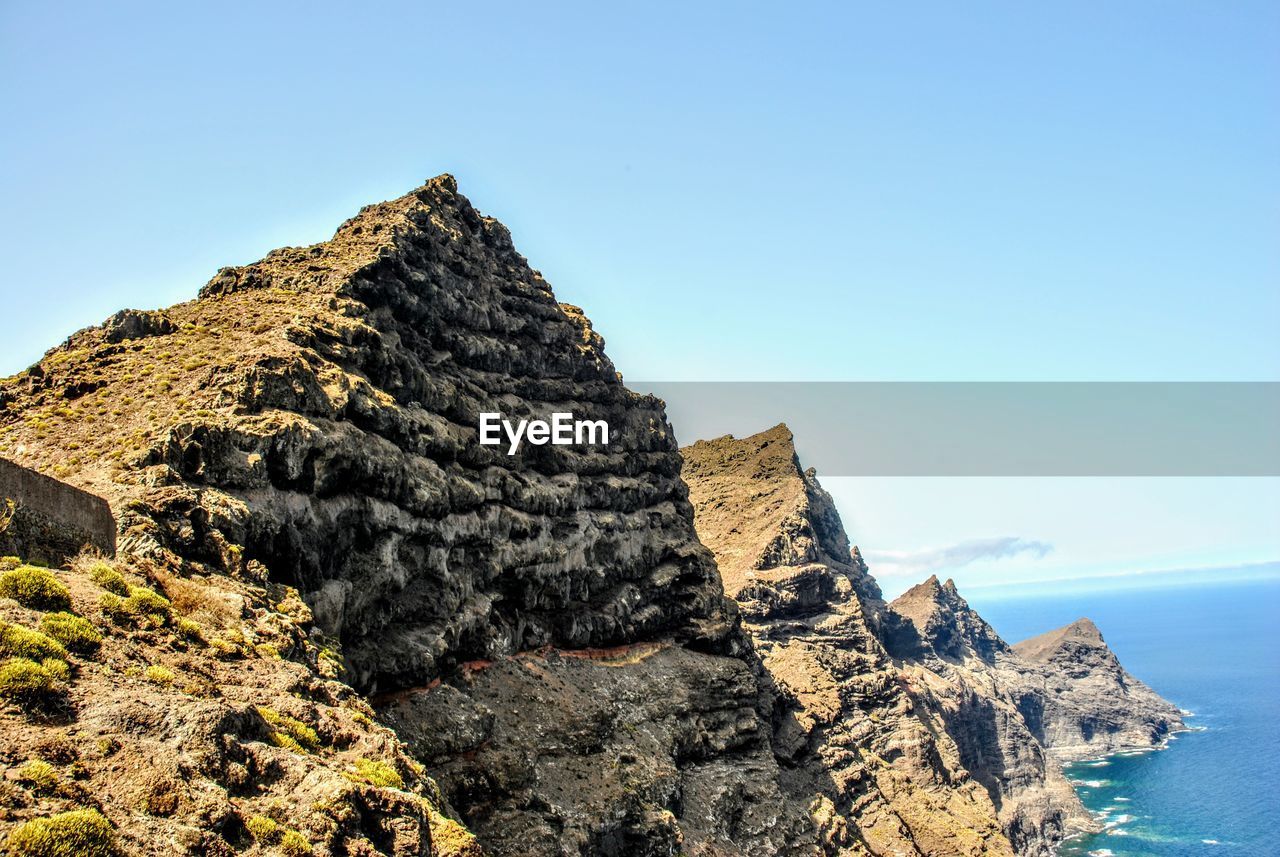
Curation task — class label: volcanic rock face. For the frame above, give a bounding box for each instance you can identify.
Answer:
[682,426,1015,857]
[1013,618,1183,760]
[0,177,816,855]
[886,577,1093,855]
[683,426,1184,857]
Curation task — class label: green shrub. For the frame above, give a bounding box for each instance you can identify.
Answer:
[88,563,128,596]
[39,613,102,654]
[258,707,320,753]
[124,586,171,620]
[245,814,280,844]
[0,623,68,662]
[0,658,59,703]
[99,587,172,626]
[5,808,118,856]
[279,829,313,856]
[15,759,60,794]
[0,567,71,611]
[143,665,175,686]
[41,658,70,682]
[174,617,205,643]
[0,556,21,571]
[344,758,404,789]
[98,593,126,620]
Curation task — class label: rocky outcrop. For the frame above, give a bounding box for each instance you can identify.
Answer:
[0,177,816,855]
[1013,618,1183,760]
[682,426,1016,857]
[683,426,1183,857]
[886,577,1093,855]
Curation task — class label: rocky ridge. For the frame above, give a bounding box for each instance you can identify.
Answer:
[0,177,1183,857]
[0,177,816,855]
[682,426,1016,857]
[682,425,1184,857]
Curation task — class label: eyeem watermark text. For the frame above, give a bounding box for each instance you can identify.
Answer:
[479,412,610,455]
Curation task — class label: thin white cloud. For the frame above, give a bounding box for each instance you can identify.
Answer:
[863,537,1052,578]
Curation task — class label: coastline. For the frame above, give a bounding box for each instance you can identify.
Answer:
[1053,715,1203,856]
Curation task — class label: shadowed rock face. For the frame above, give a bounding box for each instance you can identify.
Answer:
[0,178,817,855]
[887,577,1094,855]
[683,426,1016,857]
[1013,619,1184,760]
[683,425,1183,857]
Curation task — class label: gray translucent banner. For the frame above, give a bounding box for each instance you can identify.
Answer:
[632,382,1280,476]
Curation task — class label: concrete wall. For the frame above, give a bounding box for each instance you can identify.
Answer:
[0,457,116,565]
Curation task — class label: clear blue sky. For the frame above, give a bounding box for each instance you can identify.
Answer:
[2,2,1277,592]
[2,1,1276,380]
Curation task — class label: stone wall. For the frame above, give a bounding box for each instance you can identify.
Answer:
[0,456,115,564]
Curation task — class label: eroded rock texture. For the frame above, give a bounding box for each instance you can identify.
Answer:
[682,426,1015,857]
[0,177,815,855]
[1013,618,1184,761]
[682,425,1184,857]
[887,578,1094,855]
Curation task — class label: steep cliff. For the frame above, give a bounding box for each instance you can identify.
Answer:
[0,178,815,855]
[1013,618,1183,761]
[682,426,1015,857]
[886,578,1093,854]
[682,426,1183,857]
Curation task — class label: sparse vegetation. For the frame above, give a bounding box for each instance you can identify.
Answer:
[86,562,129,596]
[143,664,175,686]
[0,622,68,662]
[124,585,171,620]
[0,658,58,703]
[4,808,118,856]
[279,829,313,856]
[0,566,72,611]
[15,759,60,794]
[245,814,280,844]
[39,612,103,654]
[259,706,320,752]
[99,586,172,626]
[174,617,205,643]
[344,757,404,789]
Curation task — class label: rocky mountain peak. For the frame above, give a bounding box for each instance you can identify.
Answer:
[1014,617,1109,664]
[680,424,882,620]
[888,574,1011,663]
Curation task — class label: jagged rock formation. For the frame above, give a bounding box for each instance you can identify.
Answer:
[682,426,1016,857]
[683,425,1183,857]
[0,177,817,855]
[1013,618,1183,760]
[886,577,1093,854]
[0,176,1184,857]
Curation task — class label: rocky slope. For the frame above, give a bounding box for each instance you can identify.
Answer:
[1013,618,1183,761]
[886,577,1093,854]
[0,176,816,855]
[682,425,1183,857]
[682,426,1016,857]
[0,552,471,856]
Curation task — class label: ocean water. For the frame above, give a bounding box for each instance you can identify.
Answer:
[966,579,1280,857]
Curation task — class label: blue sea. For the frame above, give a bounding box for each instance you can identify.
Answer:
[967,579,1280,857]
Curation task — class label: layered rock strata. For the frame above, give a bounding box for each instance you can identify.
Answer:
[0,177,816,855]
[682,425,1183,857]
[682,425,1017,857]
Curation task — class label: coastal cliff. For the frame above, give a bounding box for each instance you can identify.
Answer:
[0,180,1180,857]
[681,425,1015,856]
[682,425,1183,857]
